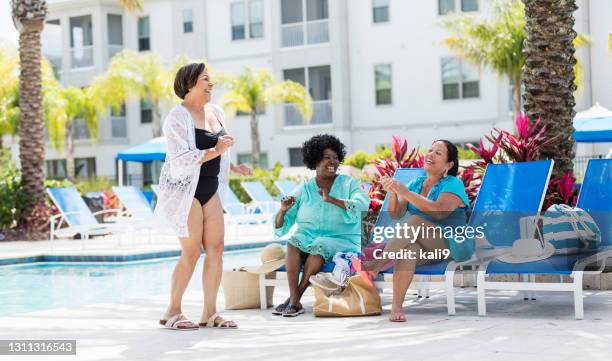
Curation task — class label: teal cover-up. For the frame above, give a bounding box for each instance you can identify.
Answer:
[274,174,370,262]
[406,175,475,262]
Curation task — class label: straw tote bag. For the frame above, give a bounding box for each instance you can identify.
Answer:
[221,268,274,310]
[313,275,382,317]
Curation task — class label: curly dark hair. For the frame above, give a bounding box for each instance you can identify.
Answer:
[301,134,346,170]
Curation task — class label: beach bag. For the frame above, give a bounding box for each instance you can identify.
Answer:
[541,204,601,254]
[313,275,382,317]
[221,268,274,310]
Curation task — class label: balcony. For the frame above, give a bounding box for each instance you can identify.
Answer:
[70,45,94,69]
[284,100,332,126]
[281,19,329,48]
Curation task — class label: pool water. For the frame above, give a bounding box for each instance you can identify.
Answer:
[0,249,261,317]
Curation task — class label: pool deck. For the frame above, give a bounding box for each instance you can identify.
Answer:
[1,286,612,361]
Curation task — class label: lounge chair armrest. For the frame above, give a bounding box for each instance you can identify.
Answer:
[573,248,612,272]
[92,208,126,217]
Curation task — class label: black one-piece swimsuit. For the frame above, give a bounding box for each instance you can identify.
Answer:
[194,120,226,206]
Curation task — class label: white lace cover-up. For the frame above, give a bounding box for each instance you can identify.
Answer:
[152,103,230,238]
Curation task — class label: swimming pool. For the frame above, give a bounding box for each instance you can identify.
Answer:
[0,249,261,317]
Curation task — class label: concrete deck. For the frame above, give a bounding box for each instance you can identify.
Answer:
[1,286,612,361]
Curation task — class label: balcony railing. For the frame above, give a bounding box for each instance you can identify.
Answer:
[281,19,329,48]
[71,45,94,69]
[284,100,332,126]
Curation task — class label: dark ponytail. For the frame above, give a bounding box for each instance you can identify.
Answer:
[434,139,459,176]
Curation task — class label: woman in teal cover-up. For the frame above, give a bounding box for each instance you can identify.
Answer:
[273,134,370,317]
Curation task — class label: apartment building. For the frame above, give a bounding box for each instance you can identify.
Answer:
[40,0,612,184]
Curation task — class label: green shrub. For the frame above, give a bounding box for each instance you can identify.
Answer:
[0,151,29,230]
[74,176,116,194]
[343,150,370,169]
[458,147,478,160]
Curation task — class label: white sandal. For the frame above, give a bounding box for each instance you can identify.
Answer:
[159,313,199,331]
[199,313,238,329]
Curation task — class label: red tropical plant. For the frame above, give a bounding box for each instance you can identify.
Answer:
[543,171,579,209]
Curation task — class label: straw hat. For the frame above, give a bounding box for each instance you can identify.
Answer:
[496,238,555,264]
[244,243,286,274]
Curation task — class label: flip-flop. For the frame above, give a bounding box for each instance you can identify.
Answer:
[199,313,238,329]
[272,299,290,316]
[282,304,304,317]
[159,314,199,331]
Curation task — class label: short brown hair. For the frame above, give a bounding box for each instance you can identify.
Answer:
[174,63,206,99]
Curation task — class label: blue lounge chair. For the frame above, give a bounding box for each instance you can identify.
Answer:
[275,180,299,198]
[374,161,553,315]
[221,185,269,228]
[150,184,160,196]
[477,159,612,319]
[241,181,280,214]
[47,187,128,242]
[112,186,153,219]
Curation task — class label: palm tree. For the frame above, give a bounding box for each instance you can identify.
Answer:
[44,83,100,181]
[522,0,578,178]
[440,0,589,118]
[217,67,313,169]
[90,50,189,137]
[11,0,48,211]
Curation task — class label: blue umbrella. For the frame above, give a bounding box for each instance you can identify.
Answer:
[573,103,612,143]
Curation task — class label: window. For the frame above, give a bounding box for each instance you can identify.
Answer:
[231,2,246,40]
[374,64,392,105]
[288,148,304,167]
[441,57,479,100]
[75,157,96,178]
[45,158,96,178]
[111,104,127,138]
[231,0,263,40]
[439,0,478,15]
[140,99,152,123]
[107,14,123,60]
[70,15,94,68]
[73,118,91,140]
[461,0,478,12]
[183,9,193,33]
[281,0,329,47]
[283,65,332,126]
[372,0,389,23]
[42,19,62,76]
[237,153,269,169]
[138,16,150,51]
[46,159,67,179]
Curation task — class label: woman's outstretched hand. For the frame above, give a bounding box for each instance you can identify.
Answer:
[233,163,252,176]
[280,196,296,211]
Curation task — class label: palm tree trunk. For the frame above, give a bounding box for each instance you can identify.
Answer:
[65,120,75,181]
[522,0,577,178]
[250,111,261,169]
[152,100,162,137]
[17,19,47,206]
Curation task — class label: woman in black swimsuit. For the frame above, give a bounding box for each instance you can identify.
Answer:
[159,63,251,330]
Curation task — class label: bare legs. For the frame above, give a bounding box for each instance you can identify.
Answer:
[163,199,203,327]
[282,243,324,312]
[363,215,450,321]
[164,194,235,327]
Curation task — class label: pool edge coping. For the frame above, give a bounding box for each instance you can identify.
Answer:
[0,240,287,266]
